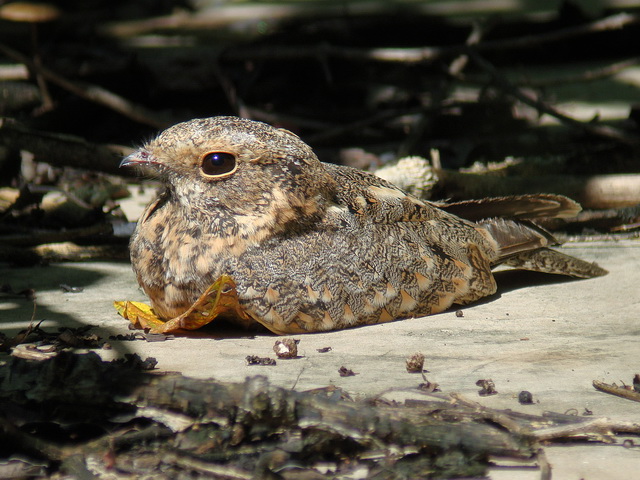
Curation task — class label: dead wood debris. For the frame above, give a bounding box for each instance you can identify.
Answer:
[0,322,106,354]
[246,354,277,366]
[1,352,639,479]
[338,365,358,377]
[476,379,498,396]
[593,377,640,403]
[273,338,300,359]
[0,43,173,129]
[405,352,425,373]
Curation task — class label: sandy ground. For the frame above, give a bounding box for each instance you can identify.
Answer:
[2,236,639,479]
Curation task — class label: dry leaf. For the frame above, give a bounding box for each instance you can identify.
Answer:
[115,275,251,333]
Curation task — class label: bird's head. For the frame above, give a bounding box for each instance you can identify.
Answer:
[122,116,336,231]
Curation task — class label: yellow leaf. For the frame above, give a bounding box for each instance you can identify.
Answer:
[114,275,252,334]
[113,300,166,330]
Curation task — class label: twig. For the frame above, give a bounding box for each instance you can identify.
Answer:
[531,417,617,442]
[593,380,640,403]
[0,42,172,129]
[306,106,426,143]
[0,118,132,175]
[168,453,253,480]
[220,12,640,64]
[537,448,552,480]
[448,19,487,77]
[467,51,640,145]
[478,13,640,52]
[450,393,531,435]
[525,57,640,88]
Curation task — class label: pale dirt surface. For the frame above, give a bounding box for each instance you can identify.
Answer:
[2,239,639,479]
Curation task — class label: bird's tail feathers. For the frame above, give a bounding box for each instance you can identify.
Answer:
[480,218,556,260]
[501,248,608,278]
[480,218,607,278]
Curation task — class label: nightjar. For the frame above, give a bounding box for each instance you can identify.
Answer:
[119,116,606,334]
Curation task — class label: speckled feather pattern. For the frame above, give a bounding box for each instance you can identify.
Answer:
[126,116,605,334]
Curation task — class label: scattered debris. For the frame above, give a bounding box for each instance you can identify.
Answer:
[593,377,640,403]
[273,338,300,359]
[418,379,440,393]
[2,351,640,479]
[518,391,534,404]
[11,343,58,361]
[59,283,84,293]
[2,323,105,354]
[144,332,174,342]
[405,352,425,373]
[0,284,36,300]
[109,332,146,341]
[113,353,158,370]
[245,355,277,366]
[476,379,498,396]
[338,366,357,377]
[316,346,332,353]
[455,309,464,317]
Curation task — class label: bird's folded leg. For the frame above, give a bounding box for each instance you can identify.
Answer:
[114,275,249,333]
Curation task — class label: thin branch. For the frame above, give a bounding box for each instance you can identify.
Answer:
[0,118,132,175]
[467,51,640,145]
[220,12,640,64]
[478,12,640,52]
[525,57,640,88]
[593,380,640,403]
[0,43,173,129]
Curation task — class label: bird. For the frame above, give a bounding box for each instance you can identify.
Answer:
[118,116,607,335]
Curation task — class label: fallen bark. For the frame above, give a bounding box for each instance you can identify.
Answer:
[1,352,639,479]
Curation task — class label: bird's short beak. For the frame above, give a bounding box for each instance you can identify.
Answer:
[120,150,158,168]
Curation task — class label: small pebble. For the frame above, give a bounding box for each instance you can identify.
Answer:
[518,390,534,404]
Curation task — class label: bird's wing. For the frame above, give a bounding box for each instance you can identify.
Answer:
[440,194,581,221]
[323,163,445,224]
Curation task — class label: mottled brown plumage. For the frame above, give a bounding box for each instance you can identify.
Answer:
[121,116,606,334]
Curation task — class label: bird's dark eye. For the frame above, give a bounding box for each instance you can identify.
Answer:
[200,152,237,177]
